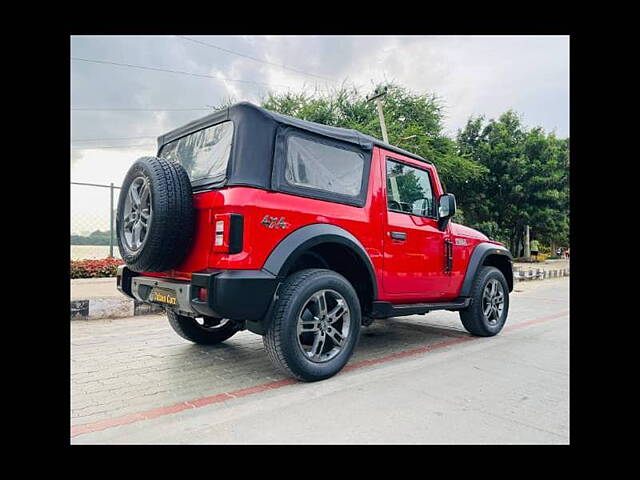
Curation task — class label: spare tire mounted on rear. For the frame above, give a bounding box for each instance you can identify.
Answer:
[116,156,194,272]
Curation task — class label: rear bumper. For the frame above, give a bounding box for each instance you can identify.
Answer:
[116,265,279,321]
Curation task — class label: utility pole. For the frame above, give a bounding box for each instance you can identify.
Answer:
[109,182,115,258]
[524,225,530,259]
[367,86,389,144]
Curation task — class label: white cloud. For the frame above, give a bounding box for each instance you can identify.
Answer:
[71,34,568,188]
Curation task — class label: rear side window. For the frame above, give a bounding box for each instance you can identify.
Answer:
[285,135,365,197]
[158,121,234,185]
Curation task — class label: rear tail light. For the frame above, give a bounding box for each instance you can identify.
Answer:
[212,213,244,253]
[215,220,225,247]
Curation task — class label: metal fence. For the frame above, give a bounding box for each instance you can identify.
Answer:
[70,182,121,260]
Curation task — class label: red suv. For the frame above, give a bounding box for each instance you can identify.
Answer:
[116,102,513,382]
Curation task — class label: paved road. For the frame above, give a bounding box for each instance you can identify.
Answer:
[71,277,569,444]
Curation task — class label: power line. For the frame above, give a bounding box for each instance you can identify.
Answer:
[71,57,294,89]
[72,107,212,112]
[177,35,335,83]
[71,181,121,189]
[72,136,156,142]
[72,143,157,150]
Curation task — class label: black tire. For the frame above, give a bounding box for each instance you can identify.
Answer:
[263,269,361,382]
[116,156,194,272]
[167,310,242,345]
[459,266,510,337]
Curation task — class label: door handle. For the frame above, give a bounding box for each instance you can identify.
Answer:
[389,231,407,241]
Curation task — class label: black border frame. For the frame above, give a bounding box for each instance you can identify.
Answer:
[62,29,579,451]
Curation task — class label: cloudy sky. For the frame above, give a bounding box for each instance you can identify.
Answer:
[70,35,568,233]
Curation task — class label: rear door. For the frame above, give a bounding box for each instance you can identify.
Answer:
[382,156,449,300]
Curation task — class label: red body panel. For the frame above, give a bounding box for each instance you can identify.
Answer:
[145,146,502,304]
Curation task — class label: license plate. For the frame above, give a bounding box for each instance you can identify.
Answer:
[150,288,178,306]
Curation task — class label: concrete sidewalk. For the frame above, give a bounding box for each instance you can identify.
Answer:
[72,277,120,300]
[71,277,163,320]
[514,258,569,271]
[70,259,570,321]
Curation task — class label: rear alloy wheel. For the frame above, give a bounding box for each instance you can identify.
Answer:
[459,266,509,336]
[167,310,241,345]
[264,269,361,382]
[296,289,351,363]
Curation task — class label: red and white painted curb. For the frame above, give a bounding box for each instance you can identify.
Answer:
[514,267,570,282]
[70,297,163,320]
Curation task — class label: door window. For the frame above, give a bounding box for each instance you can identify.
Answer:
[385,159,435,218]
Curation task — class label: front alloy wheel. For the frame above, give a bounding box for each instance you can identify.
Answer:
[482,279,505,326]
[459,266,509,337]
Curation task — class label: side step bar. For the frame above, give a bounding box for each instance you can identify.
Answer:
[370,297,471,319]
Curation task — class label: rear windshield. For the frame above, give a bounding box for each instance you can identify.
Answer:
[158,121,234,185]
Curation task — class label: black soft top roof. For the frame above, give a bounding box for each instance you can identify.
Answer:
[157,102,430,192]
[158,102,429,163]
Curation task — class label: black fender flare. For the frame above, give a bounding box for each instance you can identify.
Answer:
[459,243,513,296]
[262,223,378,299]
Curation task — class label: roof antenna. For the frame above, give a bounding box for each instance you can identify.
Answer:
[366,86,389,144]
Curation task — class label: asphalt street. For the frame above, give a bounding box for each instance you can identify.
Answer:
[71,277,569,444]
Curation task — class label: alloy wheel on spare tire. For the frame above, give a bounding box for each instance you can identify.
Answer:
[116,156,194,272]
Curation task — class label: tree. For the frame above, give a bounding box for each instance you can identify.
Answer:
[252,84,569,256]
[456,111,569,254]
[70,229,112,245]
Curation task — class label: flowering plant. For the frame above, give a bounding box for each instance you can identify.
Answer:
[70,257,124,279]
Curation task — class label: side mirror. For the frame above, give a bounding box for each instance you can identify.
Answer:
[437,193,456,230]
[439,193,456,218]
